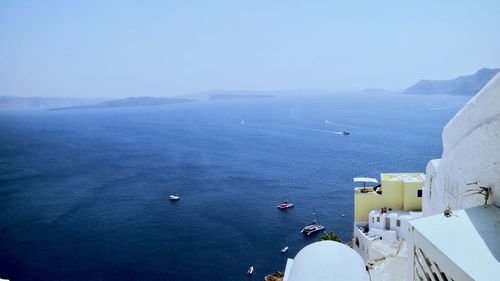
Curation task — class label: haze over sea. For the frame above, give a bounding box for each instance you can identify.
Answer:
[0,92,468,281]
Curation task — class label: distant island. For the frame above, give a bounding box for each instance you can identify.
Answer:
[48,96,194,111]
[179,90,277,100]
[0,96,104,110]
[402,68,500,95]
[0,90,321,111]
[209,93,274,100]
[185,89,336,100]
[1,89,337,111]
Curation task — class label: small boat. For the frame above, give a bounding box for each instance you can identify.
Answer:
[301,209,325,236]
[301,223,325,236]
[342,131,350,136]
[169,186,180,201]
[169,194,180,201]
[281,246,289,253]
[277,201,294,210]
[247,266,254,275]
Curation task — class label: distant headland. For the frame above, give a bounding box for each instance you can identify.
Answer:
[0,96,105,110]
[48,97,194,111]
[402,68,500,96]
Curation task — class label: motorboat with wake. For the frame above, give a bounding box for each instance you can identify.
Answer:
[281,246,289,253]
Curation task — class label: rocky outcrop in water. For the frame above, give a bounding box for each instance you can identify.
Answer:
[264,272,284,281]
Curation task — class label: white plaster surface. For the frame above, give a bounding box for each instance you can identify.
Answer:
[368,239,408,281]
[424,73,500,216]
[409,205,500,280]
[368,239,399,260]
[369,228,397,243]
[284,241,369,281]
[353,223,375,261]
[283,259,294,281]
[368,210,421,240]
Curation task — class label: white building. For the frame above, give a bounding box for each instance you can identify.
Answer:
[353,209,421,262]
[367,209,422,242]
[407,73,500,281]
[280,73,500,281]
[352,173,424,263]
[408,205,499,281]
[422,73,500,217]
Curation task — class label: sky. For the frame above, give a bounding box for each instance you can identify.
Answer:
[1,0,499,98]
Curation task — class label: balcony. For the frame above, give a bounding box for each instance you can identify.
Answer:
[354,186,382,195]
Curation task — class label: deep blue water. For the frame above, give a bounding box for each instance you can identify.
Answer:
[0,93,468,281]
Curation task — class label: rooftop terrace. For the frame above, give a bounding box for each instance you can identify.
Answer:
[381,173,425,182]
[410,205,500,280]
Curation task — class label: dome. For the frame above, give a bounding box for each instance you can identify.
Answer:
[286,241,369,281]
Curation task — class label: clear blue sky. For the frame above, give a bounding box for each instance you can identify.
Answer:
[1,0,499,98]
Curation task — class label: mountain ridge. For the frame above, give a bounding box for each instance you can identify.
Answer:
[402,68,500,96]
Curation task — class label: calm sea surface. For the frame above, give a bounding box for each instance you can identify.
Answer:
[0,93,468,281]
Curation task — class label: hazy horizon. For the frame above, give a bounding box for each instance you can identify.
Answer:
[1,88,396,100]
[1,1,500,98]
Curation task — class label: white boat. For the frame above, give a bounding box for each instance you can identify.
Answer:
[281,246,289,253]
[169,186,180,201]
[301,209,325,236]
[169,194,180,201]
[247,266,254,275]
[301,223,325,236]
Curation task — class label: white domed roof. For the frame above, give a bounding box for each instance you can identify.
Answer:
[286,241,369,281]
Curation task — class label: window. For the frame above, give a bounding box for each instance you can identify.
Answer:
[371,217,374,223]
[417,189,423,197]
[376,217,380,222]
[396,219,401,227]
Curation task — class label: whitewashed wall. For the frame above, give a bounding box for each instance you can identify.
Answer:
[368,228,397,243]
[368,211,421,240]
[423,73,500,216]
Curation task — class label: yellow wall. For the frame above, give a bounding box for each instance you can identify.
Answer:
[403,182,423,211]
[353,173,424,222]
[380,179,404,210]
[354,193,373,222]
[354,192,391,221]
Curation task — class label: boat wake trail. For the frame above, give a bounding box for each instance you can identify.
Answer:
[429,106,455,111]
[309,129,346,135]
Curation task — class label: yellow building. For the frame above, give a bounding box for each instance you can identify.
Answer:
[353,173,424,222]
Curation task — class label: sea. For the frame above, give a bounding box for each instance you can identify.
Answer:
[0,92,469,281]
